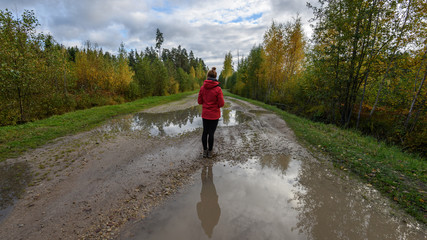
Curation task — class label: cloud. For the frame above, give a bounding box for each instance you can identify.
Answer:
[0,0,315,72]
[270,0,309,14]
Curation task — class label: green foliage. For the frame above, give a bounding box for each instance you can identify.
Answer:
[0,9,45,124]
[74,42,133,95]
[227,1,426,156]
[262,21,287,103]
[161,45,206,74]
[0,9,206,127]
[130,44,206,98]
[227,18,305,104]
[134,56,162,96]
[222,51,234,83]
[176,68,192,92]
[304,0,426,154]
[151,58,168,96]
[0,91,197,162]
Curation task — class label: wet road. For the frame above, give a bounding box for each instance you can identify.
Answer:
[117,97,425,240]
[0,162,32,222]
[120,158,425,240]
[0,95,425,239]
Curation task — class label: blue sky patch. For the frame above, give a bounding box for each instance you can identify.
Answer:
[231,12,263,23]
[246,13,263,21]
[231,16,243,23]
[214,19,225,24]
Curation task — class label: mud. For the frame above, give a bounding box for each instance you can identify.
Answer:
[0,94,425,240]
[0,161,32,222]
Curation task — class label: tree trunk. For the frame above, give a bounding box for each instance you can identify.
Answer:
[63,51,68,95]
[369,62,392,117]
[408,98,426,133]
[405,65,426,127]
[357,71,369,128]
[356,1,380,128]
[370,0,412,118]
[343,18,361,125]
[17,86,24,123]
[412,57,424,94]
[63,66,68,95]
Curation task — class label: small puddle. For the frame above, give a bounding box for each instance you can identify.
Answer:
[121,155,424,240]
[249,109,272,116]
[0,161,32,223]
[100,106,251,137]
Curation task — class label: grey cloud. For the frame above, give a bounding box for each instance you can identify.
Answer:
[0,0,313,71]
[178,23,265,70]
[270,0,311,15]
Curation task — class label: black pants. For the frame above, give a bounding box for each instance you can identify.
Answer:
[202,118,219,151]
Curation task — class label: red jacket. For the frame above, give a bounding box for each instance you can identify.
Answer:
[198,78,225,120]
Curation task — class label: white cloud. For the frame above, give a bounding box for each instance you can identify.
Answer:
[0,0,315,73]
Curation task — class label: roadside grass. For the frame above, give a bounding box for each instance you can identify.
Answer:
[0,91,197,162]
[224,91,426,224]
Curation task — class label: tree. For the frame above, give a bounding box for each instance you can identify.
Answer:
[246,45,265,100]
[405,49,427,128]
[128,49,137,70]
[114,43,134,94]
[262,21,286,103]
[368,0,414,118]
[195,61,206,85]
[175,68,187,92]
[307,0,414,126]
[133,55,154,96]
[283,17,305,84]
[155,28,164,58]
[222,52,234,85]
[0,9,44,124]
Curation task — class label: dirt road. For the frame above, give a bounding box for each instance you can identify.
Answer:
[0,94,424,239]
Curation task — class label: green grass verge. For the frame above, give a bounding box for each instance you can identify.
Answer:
[224,90,426,224]
[0,91,197,162]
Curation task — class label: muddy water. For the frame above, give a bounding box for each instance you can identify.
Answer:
[121,155,424,240]
[0,161,32,222]
[99,105,250,137]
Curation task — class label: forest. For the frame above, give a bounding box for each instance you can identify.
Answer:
[0,9,207,127]
[1,0,426,156]
[223,0,426,156]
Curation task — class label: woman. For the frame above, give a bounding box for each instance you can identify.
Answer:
[198,67,224,158]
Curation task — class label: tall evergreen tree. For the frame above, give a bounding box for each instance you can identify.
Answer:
[155,28,164,58]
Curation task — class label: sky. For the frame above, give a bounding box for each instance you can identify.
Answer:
[1,0,316,73]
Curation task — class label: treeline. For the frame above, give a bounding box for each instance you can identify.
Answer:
[127,45,206,98]
[224,0,426,155]
[0,9,206,126]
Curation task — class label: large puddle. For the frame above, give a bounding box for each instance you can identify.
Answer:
[0,161,32,223]
[121,155,424,240]
[99,106,251,137]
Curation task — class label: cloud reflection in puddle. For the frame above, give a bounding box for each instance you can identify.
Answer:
[100,106,251,137]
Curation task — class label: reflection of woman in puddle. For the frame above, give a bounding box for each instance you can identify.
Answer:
[196,165,221,238]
